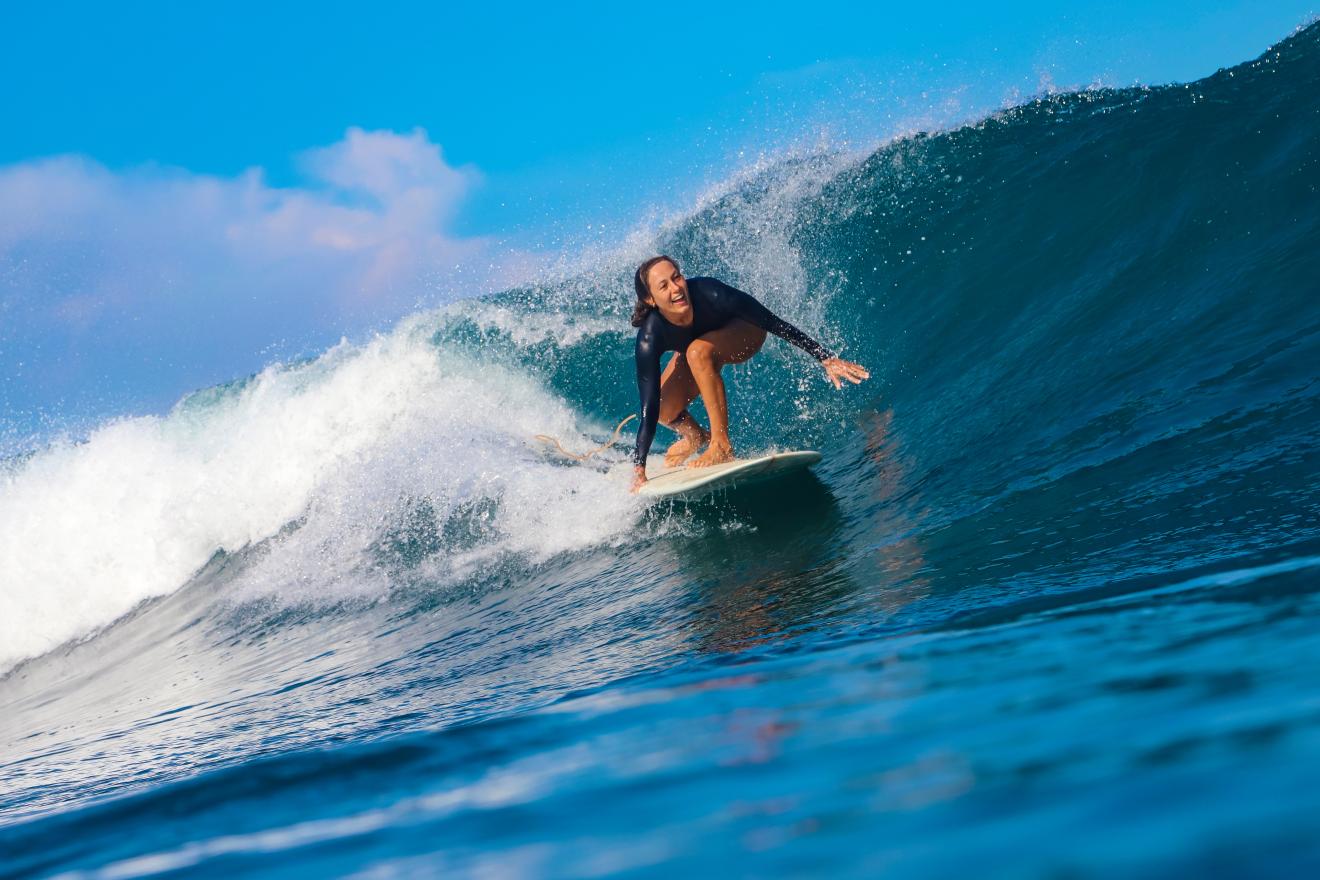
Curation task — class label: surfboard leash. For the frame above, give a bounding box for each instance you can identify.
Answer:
[533,414,636,462]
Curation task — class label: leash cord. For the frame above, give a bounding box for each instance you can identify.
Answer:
[534,414,636,461]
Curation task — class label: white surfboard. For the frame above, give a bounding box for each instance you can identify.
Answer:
[638,450,822,499]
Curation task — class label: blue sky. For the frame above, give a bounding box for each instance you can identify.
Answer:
[0,1,1315,439]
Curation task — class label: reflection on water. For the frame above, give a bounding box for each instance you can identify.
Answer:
[846,408,933,618]
[664,472,847,654]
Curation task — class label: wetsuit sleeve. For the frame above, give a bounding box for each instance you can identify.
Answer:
[711,278,834,362]
[633,322,664,468]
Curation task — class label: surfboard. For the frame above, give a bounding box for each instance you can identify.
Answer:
[638,450,822,499]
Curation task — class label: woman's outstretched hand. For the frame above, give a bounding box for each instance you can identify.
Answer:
[822,357,870,389]
[630,465,648,494]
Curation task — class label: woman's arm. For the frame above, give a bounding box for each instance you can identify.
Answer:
[709,277,870,389]
[709,278,834,361]
[632,325,664,485]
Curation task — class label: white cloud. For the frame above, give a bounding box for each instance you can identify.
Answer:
[301,126,477,214]
[0,129,542,428]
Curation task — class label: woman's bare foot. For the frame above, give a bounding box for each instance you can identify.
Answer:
[688,438,735,468]
[664,430,708,467]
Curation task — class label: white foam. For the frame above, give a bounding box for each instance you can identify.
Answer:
[0,315,640,672]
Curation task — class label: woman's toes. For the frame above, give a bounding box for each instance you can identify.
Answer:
[664,438,697,466]
[688,444,735,468]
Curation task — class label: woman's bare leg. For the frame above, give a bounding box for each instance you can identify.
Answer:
[657,353,709,466]
[685,320,767,467]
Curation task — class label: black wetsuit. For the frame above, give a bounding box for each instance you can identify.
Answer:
[633,276,833,467]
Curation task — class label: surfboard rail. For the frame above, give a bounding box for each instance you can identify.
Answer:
[637,450,821,499]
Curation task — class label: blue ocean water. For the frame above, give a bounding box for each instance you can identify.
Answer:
[3,23,1320,878]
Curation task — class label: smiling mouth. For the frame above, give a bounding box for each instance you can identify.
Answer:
[671,292,688,306]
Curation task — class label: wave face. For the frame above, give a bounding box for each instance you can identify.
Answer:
[4,24,1320,878]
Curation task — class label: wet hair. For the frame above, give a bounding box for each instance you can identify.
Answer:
[630,255,680,327]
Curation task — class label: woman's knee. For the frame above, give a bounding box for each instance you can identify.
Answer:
[658,398,687,424]
[685,339,718,369]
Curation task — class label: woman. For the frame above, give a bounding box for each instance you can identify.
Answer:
[630,255,869,492]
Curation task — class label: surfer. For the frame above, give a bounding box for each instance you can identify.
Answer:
[630,255,869,492]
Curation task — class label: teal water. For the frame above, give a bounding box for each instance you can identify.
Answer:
[3,24,1320,878]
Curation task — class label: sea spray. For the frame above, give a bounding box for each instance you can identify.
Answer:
[0,318,639,672]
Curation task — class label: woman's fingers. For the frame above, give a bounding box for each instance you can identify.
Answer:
[842,360,869,378]
[823,358,870,388]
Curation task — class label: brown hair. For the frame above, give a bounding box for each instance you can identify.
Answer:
[630,255,680,327]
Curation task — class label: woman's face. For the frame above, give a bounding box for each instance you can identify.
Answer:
[645,261,692,322]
